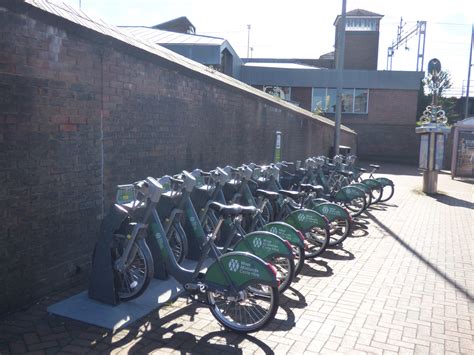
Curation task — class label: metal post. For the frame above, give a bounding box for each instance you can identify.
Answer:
[247,24,251,58]
[465,24,473,118]
[333,0,346,156]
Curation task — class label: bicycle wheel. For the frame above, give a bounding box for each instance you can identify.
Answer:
[304,226,330,258]
[293,244,306,276]
[380,184,395,202]
[328,217,351,246]
[111,236,153,301]
[207,284,279,333]
[343,196,367,217]
[271,256,295,294]
[370,183,383,205]
[261,199,274,224]
[167,224,188,264]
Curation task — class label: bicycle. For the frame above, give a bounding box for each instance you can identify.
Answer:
[113,177,280,333]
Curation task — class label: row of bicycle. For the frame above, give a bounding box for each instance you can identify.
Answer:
[90,155,395,333]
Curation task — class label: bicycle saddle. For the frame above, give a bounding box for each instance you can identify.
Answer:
[255,189,280,201]
[278,189,304,200]
[370,164,380,169]
[299,184,324,193]
[209,202,257,217]
[357,167,367,172]
[337,170,353,177]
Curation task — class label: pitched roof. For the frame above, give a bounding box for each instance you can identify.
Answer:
[346,9,383,17]
[152,16,195,33]
[243,62,322,70]
[120,27,225,45]
[334,8,383,26]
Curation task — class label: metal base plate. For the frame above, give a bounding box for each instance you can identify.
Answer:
[47,277,183,331]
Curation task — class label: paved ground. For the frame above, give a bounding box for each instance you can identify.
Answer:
[0,164,473,354]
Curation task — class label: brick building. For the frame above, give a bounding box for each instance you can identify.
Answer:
[130,9,423,163]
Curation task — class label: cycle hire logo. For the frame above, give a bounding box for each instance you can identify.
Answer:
[253,237,263,248]
[297,213,306,222]
[322,206,329,214]
[228,259,240,272]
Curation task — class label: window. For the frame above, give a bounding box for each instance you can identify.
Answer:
[346,18,377,31]
[312,88,369,114]
[263,86,291,101]
[354,89,368,113]
[341,89,354,112]
[312,88,326,113]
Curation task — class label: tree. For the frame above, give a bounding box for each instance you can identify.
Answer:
[423,70,452,98]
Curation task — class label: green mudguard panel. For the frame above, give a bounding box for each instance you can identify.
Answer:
[311,198,330,206]
[312,202,350,222]
[334,186,365,202]
[351,183,371,193]
[204,251,278,289]
[376,177,394,187]
[233,231,293,260]
[284,209,328,232]
[361,179,382,189]
[262,222,304,247]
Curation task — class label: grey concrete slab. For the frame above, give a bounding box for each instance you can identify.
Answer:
[46,259,212,331]
[47,277,183,331]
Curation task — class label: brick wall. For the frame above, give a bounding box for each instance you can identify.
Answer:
[343,31,380,70]
[0,2,356,313]
[342,89,420,163]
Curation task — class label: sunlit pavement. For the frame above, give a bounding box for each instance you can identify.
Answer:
[1,164,473,354]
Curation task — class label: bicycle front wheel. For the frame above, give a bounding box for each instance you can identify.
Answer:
[112,237,154,301]
[207,284,279,333]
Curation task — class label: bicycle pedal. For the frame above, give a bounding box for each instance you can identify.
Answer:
[184,282,207,294]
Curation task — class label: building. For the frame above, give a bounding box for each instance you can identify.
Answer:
[123,9,423,163]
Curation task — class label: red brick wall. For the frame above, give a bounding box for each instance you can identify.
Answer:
[343,31,380,70]
[0,3,356,313]
[342,89,420,163]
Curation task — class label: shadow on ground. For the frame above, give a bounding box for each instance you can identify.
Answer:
[430,193,474,209]
[366,211,473,302]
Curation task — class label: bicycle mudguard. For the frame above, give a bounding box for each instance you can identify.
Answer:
[311,202,350,222]
[350,182,371,194]
[283,209,329,232]
[233,231,294,260]
[376,177,394,187]
[262,222,305,248]
[204,251,278,290]
[310,198,330,206]
[361,179,382,190]
[334,186,365,202]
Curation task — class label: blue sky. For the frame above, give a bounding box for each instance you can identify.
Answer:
[64,0,473,97]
